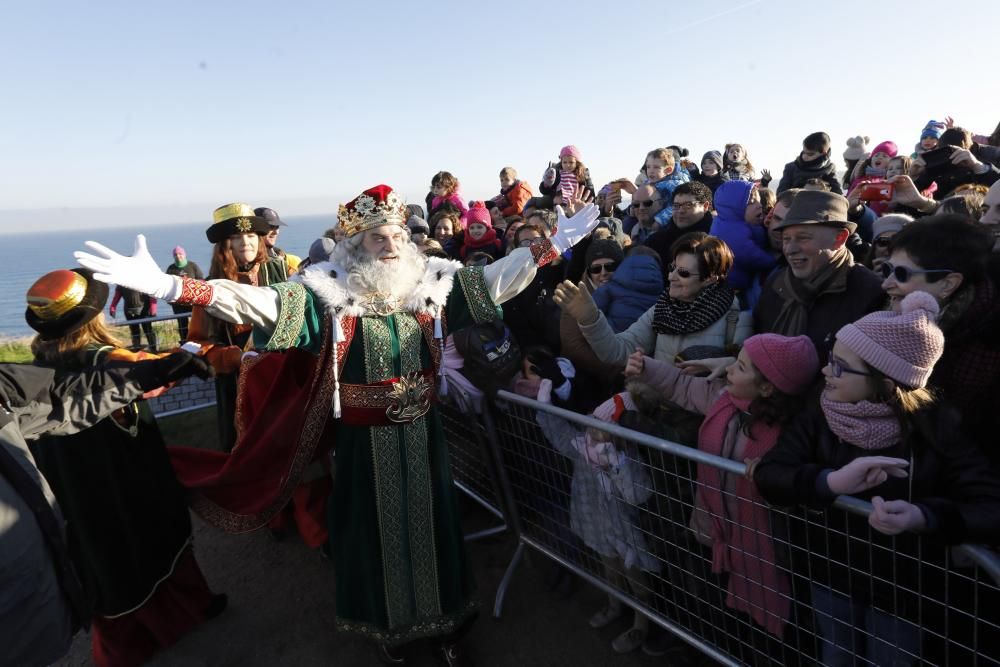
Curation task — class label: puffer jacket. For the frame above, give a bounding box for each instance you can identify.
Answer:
[592,254,664,332]
[776,154,843,194]
[709,180,777,293]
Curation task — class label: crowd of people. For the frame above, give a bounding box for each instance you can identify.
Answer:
[4,116,1000,667]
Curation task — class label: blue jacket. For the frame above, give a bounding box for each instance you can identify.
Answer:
[651,167,692,226]
[592,254,664,332]
[709,180,777,293]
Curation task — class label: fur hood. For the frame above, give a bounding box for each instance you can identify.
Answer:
[299,255,462,318]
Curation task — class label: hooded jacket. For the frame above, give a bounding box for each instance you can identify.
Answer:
[592,253,664,332]
[709,180,777,293]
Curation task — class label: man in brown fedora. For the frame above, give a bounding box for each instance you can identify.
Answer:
[754,190,885,358]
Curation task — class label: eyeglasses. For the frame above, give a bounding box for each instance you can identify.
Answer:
[673,201,701,211]
[827,351,873,378]
[668,263,700,279]
[633,199,661,209]
[879,262,953,283]
[587,261,619,275]
[873,237,894,248]
[517,237,545,248]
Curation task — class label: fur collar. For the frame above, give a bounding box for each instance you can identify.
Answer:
[300,256,462,318]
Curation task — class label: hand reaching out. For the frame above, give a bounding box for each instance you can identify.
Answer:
[623,348,645,378]
[826,456,909,496]
[677,356,734,379]
[552,280,599,325]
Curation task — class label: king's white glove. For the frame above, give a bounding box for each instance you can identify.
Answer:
[549,204,601,254]
[74,234,181,301]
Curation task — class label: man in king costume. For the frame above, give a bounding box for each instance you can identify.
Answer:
[75,184,600,666]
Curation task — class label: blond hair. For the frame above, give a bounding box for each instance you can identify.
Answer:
[31,314,124,369]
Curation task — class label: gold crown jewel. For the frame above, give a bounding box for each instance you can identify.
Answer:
[339,191,407,237]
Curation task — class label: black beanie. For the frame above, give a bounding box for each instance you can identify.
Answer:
[584,238,624,267]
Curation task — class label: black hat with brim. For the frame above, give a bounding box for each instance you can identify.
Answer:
[206,203,273,243]
[25,268,109,341]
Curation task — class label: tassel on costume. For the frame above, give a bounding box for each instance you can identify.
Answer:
[434,313,448,397]
[331,316,344,418]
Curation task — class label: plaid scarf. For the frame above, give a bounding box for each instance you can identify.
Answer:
[652,282,735,336]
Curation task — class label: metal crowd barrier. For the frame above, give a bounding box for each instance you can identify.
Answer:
[458,389,1000,667]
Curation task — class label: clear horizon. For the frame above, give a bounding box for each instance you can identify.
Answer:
[3,0,997,234]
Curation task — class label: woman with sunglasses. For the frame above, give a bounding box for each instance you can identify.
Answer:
[754,291,1000,666]
[879,215,1000,465]
[865,213,913,272]
[555,232,751,379]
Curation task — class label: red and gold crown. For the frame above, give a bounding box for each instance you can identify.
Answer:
[337,184,408,237]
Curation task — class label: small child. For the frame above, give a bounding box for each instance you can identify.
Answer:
[842,135,871,190]
[709,181,776,302]
[624,334,819,638]
[776,131,843,194]
[695,150,726,194]
[460,202,502,261]
[723,143,757,182]
[428,171,469,219]
[848,140,898,216]
[913,119,947,156]
[406,214,430,245]
[645,148,692,226]
[754,292,1000,666]
[540,145,594,207]
[492,167,533,216]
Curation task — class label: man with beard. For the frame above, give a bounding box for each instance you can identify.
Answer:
[75,184,600,667]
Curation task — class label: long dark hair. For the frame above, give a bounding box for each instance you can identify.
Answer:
[744,388,804,436]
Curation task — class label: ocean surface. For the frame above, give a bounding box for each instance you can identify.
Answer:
[1,214,338,338]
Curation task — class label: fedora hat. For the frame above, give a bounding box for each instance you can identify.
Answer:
[771,190,857,234]
[26,268,109,340]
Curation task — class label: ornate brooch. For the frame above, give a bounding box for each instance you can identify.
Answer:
[386,371,432,423]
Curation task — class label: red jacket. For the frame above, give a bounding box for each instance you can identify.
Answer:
[493,180,533,217]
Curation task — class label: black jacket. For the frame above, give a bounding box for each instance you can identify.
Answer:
[644,211,714,277]
[776,155,843,194]
[754,401,1000,608]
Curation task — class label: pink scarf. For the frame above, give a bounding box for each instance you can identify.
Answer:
[820,394,902,450]
[697,392,789,637]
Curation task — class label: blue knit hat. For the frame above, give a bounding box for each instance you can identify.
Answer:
[920,120,946,141]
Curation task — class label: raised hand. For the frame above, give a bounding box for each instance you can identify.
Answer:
[552,280,599,325]
[677,356,735,379]
[550,204,601,253]
[74,235,179,300]
[826,456,909,496]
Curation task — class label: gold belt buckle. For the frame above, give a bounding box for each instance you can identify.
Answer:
[386,371,432,423]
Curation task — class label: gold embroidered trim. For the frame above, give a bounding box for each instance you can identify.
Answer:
[335,599,478,646]
[262,281,307,351]
[403,420,442,618]
[456,266,500,324]
[370,425,408,628]
[363,318,394,381]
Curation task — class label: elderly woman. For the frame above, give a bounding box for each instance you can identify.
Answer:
[554,232,751,370]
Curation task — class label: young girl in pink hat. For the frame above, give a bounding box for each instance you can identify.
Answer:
[754,291,1000,666]
[539,145,594,207]
[624,333,819,646]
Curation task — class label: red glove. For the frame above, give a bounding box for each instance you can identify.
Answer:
[149,299,158,317]
[109,305,117,318]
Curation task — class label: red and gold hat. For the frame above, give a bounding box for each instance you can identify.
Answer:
[206,202,272,244]
[337,185,407,237]
[25,268,109,340]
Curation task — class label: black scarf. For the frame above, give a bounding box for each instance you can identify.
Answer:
[652,281,735,335]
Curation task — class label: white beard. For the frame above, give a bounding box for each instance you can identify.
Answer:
[336,238,427,300]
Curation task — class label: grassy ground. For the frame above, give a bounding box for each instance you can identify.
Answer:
[0,321,184,363]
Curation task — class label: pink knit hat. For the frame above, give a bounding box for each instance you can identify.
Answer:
[870,140,898,158]
[743,334,819,395]
[835,291,944,389]
[464,201,493,229]
[559,145,582,160]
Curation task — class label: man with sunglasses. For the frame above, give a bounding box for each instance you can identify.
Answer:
[755,190,885,359]
[868,214,913,273]
[628,185,665,244]
[645,182,715,275]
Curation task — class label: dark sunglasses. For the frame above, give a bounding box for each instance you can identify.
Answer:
[588,261,619,275]
[668,263,700,279]
[633,199,661,209]
[873,237,893,248]
[879,262,953,283]
[827,351,873,378]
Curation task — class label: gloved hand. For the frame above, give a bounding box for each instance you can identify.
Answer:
[109,304,117,318]
[75,235,180,301]
[132,350,215,391]
[549,203,600,254]
[542,163,557,187]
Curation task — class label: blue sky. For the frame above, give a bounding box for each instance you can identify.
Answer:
[1,0,997,232]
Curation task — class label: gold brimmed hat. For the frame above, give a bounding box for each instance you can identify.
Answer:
[338,184,408,237]
[206,203,272,243]
[25,268,109,340]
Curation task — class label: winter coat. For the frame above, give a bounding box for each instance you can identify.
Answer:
[577,293,752,370]
[430,192,470,220]
[754,401,1000,612]
[559,281,623,392]
[709,181,778,293]
[493,180,534,217]
[753,264,885,359]
[651,170,693,225]
[694,172,726,194]
[592,254,664,332]
[539,166,595,198]
[776,154,844,194]
[503,261,565,352]
[644,212,715,277]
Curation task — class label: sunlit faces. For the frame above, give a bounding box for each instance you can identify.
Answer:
[871,151,893,171]
[668,252,714,302]
[744,188,763,225]
[362,225,406,262]
[822,341,877,404]
[645,157,674,183]
[672,194,706,228]
[980,182,1000,226]
[500,173,515,189]
[880,249,961,311]
[701,159,719,177]
[587,258,617,288]
[264,227,280,248]
[766,201,789,251]
[173,249,186,263]
[560,155,578,172]
[800,148,825,162]
[920,136,939,152]
[230,233,259,264]
[467,223,488,241]
[724,346,773,401]
[434,218,455,243]
[631,185,663,224]
[886,157,908,179]
[781,225,844,280]
[726,145,745,163]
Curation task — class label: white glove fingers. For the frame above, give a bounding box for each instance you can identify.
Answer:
[133,234,149,257]
[82,240,120,259]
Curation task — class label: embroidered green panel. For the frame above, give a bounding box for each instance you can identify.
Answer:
[260,282,307,351]
[456,266,501,324]
[362,318,394,381]
[369,424,408,628]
